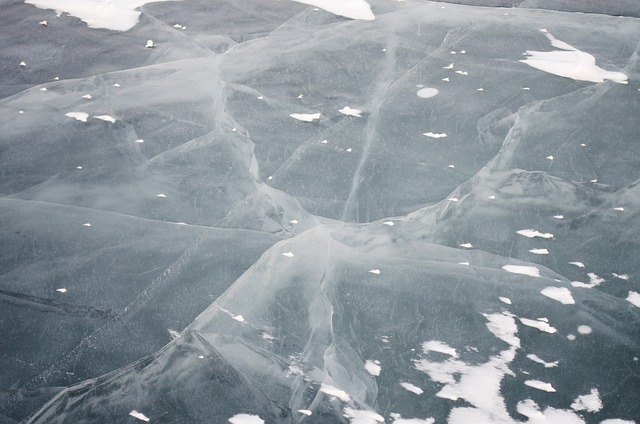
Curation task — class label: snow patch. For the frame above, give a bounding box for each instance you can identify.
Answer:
[291,0,375,20]
[517,229,553,239]
[519,317,556,333]
[290,112,320,122]
[416,87,438,98]
[400,382,423,395]
[525,379,556,392]
[65,112,89,122]
[364,360,381,376]
[503,265,540,277]
[541,287,575,305]
[228,414,264,424]
[571,388,602,412]
[25,0,178,32]
[339,106,362,117]
[627,291,640,308]
[422,340,458,357]
[129,411,150,422]
[320,383,350,401]
[526,354,558,368]
[521,32,627,84]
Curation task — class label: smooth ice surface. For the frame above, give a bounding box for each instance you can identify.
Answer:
[3,1,640,423]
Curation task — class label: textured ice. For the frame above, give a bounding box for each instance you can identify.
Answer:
[2,1,640,423]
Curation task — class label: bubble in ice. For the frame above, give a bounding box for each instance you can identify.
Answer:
[416,87,438,98]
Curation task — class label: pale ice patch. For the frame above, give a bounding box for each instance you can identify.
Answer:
[281,252,295,258]
[520,33,627,84]
[577,325,592,335]
[129,410,150,422]
[571,388,602,412]
[423,132,447,138]
[55,288,67,293]
[627,291,640,308]
[520,317,557,333]
[526,354,558,368]
[517,229,553,239]
[297,410,312,416]
[156,194,166,198]
[601,420,637,424]
[291,0,375,20]
[290,112,321,122]
[82,223,92,227]
[134,139,144,144]
[65,112,88,122]
[232,315,245,323]
[569,261,585,268]
[447,198,459,202]
[529,248,549,255]
[81,94,92,99]
[442,77,450,82]
[400,382,423,395]
[454,70,468,75]
[94,115,116,123]
[458,262,469,266]
[546,155,554,160]
[613,207,625,212]
[369,269,381,275]
[364,360,381,376]
[444,63,454,69]
[459,243,473,249]
[416,87,438,98]
[499,297,512,305]
[319,383,350,401]
[502,265,540,277]
[382,221,394,226]
[339,106,362,117]
[228,414,264,424]
[343,408,384,424]
[541,287,575,305]
[422,340,458,357]
[525,379,556,392]
[145,40,154,48]
[25,0,178,32]
[553,214,564,219]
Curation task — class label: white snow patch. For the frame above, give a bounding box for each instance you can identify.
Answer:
[529,248,549,255]
[400,382,423,395]
[145,39,154,48]
[553,214,564,219]
[232,315,245,323]
[422,340,458,358]
[291,0,375,20]
[459,243,473,249]
[81,94,92,99]
[339,106,362,117]
[382,221,394,226]
[613,207,625,212]
[458,261,469,266]
[525,379,556,392]
[281,251,295,258]
[423,132,447,138]
[444,63,454,69]
[392,418,434,424]
[569,261,585,268]
[571,388,602,412]
[483,313,520,347]
[567,334,576,341]
[343,408,384,424]
[601,420,637,424]
[442,77,449,82]
[627,291,640,308]
[499,296,512,305]
[56,288,67,293]
[502,265,540,277]
[228,414,264,424]
[290,112,320,122]
[527,354,558,368]
[134,139,144,144]
[517,229,553,239]
[297,410,312,416]
[416,87,438,98]
[25,0,177,32]
[519,317,556,333]
[520,32,628,84]
[364,360,381,376]
[65,112,88,122]
[129,411,150,422]
[573,273,605,289]
[94,115,116,123]
[612,273,630,280]
[369,269,381,275]
[320,383,350,401]
[541,287,575,305]
[455,70,468,75]
[82,223,92,227]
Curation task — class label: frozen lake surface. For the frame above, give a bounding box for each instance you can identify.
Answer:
[1,1,639,423]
